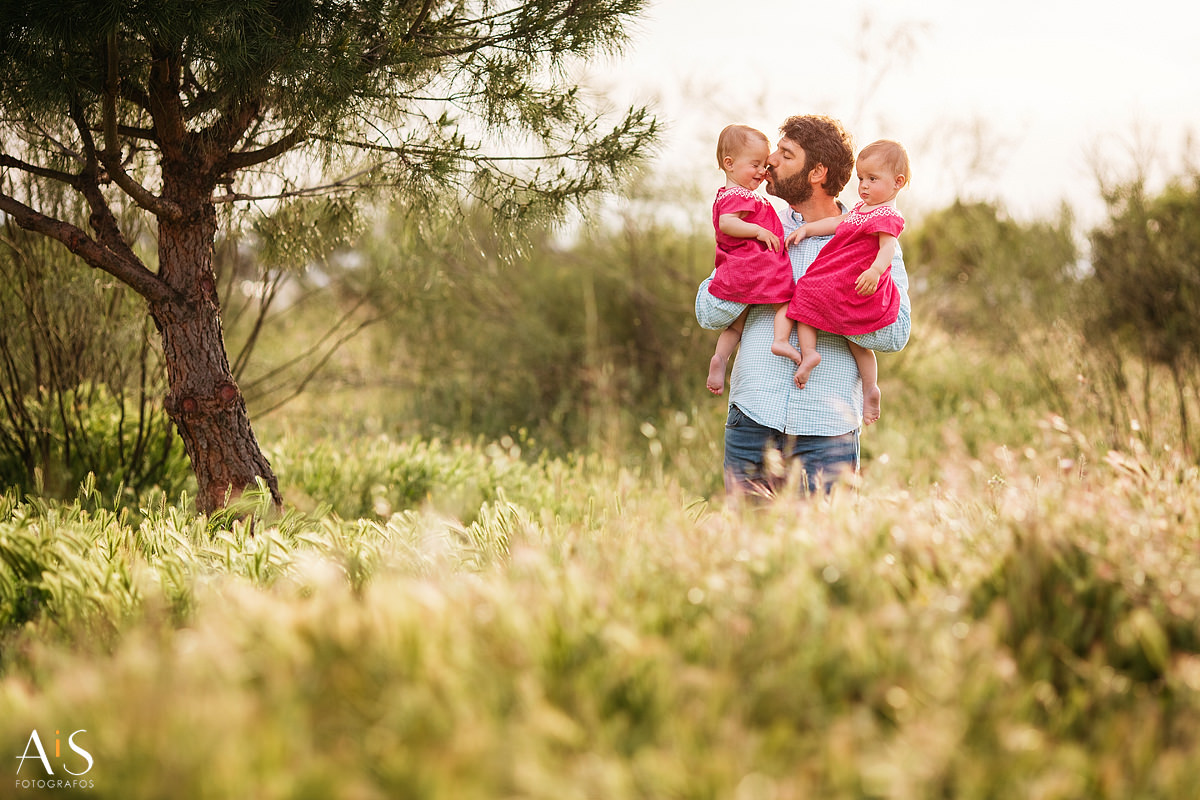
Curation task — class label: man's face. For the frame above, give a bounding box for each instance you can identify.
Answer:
[765,137,814,205]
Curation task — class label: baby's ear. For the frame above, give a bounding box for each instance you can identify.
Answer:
[895,174,908,190]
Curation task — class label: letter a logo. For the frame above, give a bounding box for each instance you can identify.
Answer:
[15,730,53,775]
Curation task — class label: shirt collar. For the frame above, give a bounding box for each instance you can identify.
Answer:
[789,200,849,225]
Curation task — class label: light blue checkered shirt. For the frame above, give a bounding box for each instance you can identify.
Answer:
[696,203,911,436]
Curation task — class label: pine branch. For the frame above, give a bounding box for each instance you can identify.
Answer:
[0,191,176,306]
[404,0,436,41]
[0,152,76,185]
[220,127,310,173]
[72,91,182,222]
[213,163,385,204]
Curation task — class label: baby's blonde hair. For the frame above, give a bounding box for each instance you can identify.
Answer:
[857,139,911,183]
[716,124,769,169]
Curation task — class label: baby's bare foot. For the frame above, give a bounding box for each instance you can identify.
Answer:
[771,340,804,367]
[707,354,727,395]
[863,384,882,425]
[792,350,821,389]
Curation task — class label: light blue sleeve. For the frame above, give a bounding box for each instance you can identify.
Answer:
[846,243,911,353]
[695,272,749,331]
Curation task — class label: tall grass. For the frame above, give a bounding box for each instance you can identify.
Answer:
[3,406,1200,797]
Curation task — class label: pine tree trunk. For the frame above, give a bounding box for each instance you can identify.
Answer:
[151,201,281,514]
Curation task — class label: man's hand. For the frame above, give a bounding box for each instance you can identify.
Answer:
[855,265,884,295]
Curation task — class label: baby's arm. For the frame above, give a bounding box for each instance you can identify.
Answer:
[848,243,910,353]
[854,234,898,295]
[719,212,781,252]
[785,211,846,246]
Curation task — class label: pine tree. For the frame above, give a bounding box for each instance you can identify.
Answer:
[0,0,655,511]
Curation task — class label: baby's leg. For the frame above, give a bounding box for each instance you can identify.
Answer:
[770,303,804,367]
[847,340,881,424]
[708,307,749,395]
[791,323,822,390]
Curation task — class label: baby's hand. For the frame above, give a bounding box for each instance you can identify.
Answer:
[785,227,807,247]
[756,226,781,252]
[855,267,882,295]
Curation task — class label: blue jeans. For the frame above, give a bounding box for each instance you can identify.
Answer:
[723,404,859,497]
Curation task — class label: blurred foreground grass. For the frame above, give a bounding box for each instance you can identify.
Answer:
[3,411,1200,799]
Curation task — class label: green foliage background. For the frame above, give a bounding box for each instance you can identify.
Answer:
[4,168,1200,797]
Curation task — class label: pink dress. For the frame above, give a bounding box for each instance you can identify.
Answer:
[786,202,904,335]
[708,187,795,304]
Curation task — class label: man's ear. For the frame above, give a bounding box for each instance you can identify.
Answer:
[809,163,827,184]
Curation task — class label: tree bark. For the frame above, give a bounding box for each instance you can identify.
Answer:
[151,197,281,514]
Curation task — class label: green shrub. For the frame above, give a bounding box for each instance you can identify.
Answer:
[1076,175,1200,455]
[905,199,1078,342]
[329,201,722,457]
[0,213,190,500]
[0,383,192,503]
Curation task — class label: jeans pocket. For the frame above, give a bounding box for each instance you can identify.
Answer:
[726,404,747,429]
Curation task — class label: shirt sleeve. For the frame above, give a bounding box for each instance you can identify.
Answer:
[695,272,749,330]
[845,240,911,352]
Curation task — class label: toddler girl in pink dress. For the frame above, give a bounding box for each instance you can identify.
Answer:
[772,139,910,425]
[705,124,796,395]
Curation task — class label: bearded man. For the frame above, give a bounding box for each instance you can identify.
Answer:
[695,115,912,497]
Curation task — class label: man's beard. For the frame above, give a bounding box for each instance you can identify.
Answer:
[766,164,815,205]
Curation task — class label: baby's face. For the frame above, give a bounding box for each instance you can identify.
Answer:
[855,155,903,205]
[725,141,770,191]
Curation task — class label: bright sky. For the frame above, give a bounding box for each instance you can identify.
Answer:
[590,0,1200,227]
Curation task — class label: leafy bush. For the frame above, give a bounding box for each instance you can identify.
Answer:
[0,217,190,499]
[1075,175,1200,455]
[335,201,722,456]
[1087,176,1200,367]
[905,199,1078,342]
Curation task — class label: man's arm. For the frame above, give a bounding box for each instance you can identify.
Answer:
[846,244,910,353]
[695,272,748,330]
